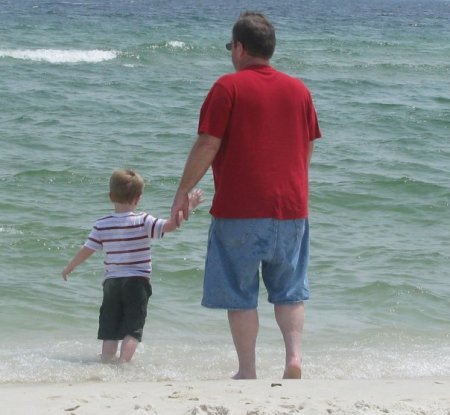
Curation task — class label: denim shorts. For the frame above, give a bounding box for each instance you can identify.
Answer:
[98,277,152,342]
[201,218,310,310]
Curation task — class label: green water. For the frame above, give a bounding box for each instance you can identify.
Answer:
[0,0,449,382]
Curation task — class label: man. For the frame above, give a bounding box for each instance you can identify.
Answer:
[171,11,321,379]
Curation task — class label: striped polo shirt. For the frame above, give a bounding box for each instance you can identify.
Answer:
[84,211,166,281]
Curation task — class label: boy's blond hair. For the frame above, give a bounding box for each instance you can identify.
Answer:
[109,169,144,203]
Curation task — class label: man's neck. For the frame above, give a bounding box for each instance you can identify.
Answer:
[238,56,270,70]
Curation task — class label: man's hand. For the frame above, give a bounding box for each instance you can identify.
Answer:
[171,190,190,228]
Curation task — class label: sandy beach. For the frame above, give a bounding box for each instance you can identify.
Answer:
[1,378,448,415]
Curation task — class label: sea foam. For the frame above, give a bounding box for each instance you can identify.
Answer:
[0,49,117,63]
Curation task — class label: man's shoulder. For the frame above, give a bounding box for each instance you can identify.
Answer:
[275,69,308,86]
[204,73,236,100]
[215,72,238,86]
[214,69,264,91]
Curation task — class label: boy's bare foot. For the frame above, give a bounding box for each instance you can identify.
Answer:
[100,354,119,364]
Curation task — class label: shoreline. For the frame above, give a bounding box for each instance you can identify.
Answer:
[1,378,448,414]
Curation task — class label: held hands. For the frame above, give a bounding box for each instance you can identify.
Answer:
[171,188,204,228]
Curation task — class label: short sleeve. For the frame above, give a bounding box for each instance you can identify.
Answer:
[307,92,322,141]
[198,81,233,139]
[84,226,103,251]
[144,215,166,239]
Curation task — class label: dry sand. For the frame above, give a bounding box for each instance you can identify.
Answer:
[1,378,449,414]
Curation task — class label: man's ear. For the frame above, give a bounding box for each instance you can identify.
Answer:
[236,41,245,57]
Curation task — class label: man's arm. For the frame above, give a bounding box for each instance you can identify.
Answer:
[171,134,221,226]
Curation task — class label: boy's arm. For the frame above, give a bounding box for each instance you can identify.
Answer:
[164,189,204,233]
[62,246,95,280]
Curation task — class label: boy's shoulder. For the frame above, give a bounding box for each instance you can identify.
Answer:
[92,214,115,227]
[95,211,148,219]
[93,212,149,226]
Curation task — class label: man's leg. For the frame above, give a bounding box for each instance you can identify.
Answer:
[228,309,259,379]
[274,302,304,379]
[101,340,119,363]
[119,335,139,363]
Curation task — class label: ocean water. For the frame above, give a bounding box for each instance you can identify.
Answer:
[1,0,449,383]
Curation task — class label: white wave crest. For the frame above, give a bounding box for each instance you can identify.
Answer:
[166,40,186,49]
[0,49,117,63]
[0,225,22,235]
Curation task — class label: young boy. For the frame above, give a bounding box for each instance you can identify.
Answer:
[62,168,203,363]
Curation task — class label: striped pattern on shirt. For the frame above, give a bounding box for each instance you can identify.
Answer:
[84,212,166,280]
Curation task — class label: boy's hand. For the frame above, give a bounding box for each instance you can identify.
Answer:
[62,267,71,281]
[188,189,204,210]
[60,246,94,280]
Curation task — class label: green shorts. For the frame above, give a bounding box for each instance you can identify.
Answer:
[98,277,152,342]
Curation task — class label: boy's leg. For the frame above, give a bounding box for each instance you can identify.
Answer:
[98,279,122,363]
[119,278,152,362]
[101,340,119,363]
[119,335,139,363]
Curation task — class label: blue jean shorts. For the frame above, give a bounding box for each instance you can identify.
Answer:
[201,218,310,310]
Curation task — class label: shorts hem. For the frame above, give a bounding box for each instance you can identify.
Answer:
[268,298,309,305]
[201,302,257,310]
[97,333,142,342]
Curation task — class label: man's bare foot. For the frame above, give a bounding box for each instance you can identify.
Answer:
[232,372,257,380]
[283,364,302,379]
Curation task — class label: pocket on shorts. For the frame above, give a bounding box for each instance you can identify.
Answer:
[292,219,305,243]
[213,218,256,249]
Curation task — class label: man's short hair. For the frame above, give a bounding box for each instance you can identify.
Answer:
[232,12,276,59]
[109,168,144,203]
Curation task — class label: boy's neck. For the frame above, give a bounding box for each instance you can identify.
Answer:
[114,202,137,213]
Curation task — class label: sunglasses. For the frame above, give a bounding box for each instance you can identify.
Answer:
[225,42,232,51]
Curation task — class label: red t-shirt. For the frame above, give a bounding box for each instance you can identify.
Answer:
[198,65,321,219]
